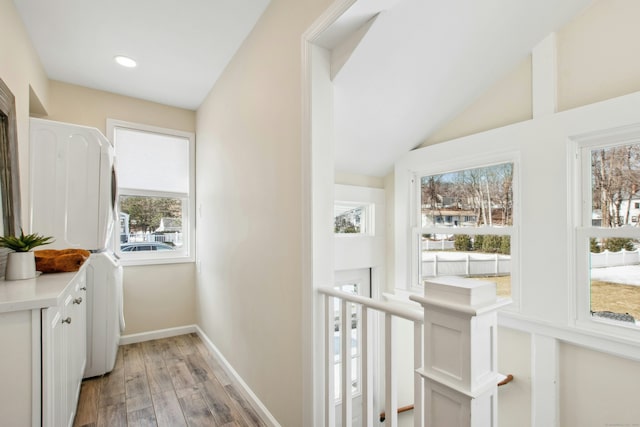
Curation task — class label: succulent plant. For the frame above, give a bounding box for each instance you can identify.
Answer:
[0,228,54,252]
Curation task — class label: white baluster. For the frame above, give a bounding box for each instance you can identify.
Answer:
[384,314,397,427]
[341,299,352,427]
[325,295,335,427]
[362,307,373,427]
[413,321,423,427]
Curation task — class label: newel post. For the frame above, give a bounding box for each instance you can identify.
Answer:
[410,276,511,427]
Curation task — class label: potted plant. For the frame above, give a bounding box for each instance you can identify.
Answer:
[0,229,54,280]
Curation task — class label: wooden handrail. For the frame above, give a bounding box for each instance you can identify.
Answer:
[379,404,414,422]
[498,374,514,386]
[378,374,514,422]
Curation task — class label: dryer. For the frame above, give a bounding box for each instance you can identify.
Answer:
[29,118,124,378]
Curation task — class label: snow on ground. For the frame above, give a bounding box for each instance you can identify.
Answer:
[590,265,640,286]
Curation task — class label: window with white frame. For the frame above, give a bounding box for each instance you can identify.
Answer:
[334,202,374,235]
[415,162,515,298]
[108,120,195,265]
[577,132,640,333]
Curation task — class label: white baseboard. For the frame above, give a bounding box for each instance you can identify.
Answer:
[194,325,281,427]
[119,324,198,345]
[118,324,280,426]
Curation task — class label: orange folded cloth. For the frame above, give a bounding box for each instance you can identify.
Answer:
[34,249,91,273]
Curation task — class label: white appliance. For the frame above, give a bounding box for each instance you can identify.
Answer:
[30,118,124,378]
[84,252,124,378]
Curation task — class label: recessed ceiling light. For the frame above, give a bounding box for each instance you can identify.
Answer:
[114,55,137,68]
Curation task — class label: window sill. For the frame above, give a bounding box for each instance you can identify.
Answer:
[499,311,640,362]
[118,254,195,267]
[390,287,640,361]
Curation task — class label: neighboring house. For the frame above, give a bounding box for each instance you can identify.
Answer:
[155,217,181,233]
[422,195,478,226]
[613,198,640,225]
[593,198,640,226]
[422,208,477,227]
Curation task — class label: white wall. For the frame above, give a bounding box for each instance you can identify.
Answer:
[401,1,640,426]
[195,0,331,425]
[334,184,385,273]
[397,73,640,427]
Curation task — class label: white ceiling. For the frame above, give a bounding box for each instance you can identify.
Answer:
[14,0,593,177]
[329,0,594,177]
[13,0,270,110]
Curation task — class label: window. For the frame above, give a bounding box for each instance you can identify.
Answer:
[108,120,195,264]
[577,132,640,334]
[415,162,515,298]
[334,202,374,235]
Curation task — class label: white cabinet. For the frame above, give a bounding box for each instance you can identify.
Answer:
[67,277,87,424]
[0,267,87,427]
[42,298,65,426]
[42,272,87,427]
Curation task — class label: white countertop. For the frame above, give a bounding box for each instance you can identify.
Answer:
[0,268,84,313]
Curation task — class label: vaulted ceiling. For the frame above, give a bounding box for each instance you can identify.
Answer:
[14,0,594,177]
[325,0,593,177]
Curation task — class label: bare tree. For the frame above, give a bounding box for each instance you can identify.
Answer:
[592,144,640,228]
[420,163,513,228]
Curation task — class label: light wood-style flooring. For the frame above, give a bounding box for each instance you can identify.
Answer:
[73,333,266,427]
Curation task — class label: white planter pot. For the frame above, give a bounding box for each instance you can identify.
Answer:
[5,251,36,280]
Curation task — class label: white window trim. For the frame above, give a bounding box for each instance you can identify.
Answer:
[107,119,196,266]
[571,124,640,341]
[395,149,521,311]
[393,91,640,357]
[334,201,375,237]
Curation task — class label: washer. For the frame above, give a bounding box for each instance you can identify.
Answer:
[83,251,124,378]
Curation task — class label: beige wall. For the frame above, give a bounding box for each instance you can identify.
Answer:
[422,56,533,147]
[122,263,196,335]
[45,81,197,335]
[0,0,49,228]
[195,0,331,424]
[558,0,640,111]
[417,1,640,425]
[46,80,196,135]
[559,342,640,427]
[423,0,640,148]
[497,327,532,427]
[335,171,385,188]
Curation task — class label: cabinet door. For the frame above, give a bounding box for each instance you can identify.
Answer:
[67,275,87,424]
[42,302,66,427]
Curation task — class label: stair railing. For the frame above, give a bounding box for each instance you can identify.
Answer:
[318,287,424,427]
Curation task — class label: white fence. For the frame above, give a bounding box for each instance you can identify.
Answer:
[420,249,640,278]
[422,240,455,251]
[123,231,183,246]
[590,249,640,268]
[422,251,511,277]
